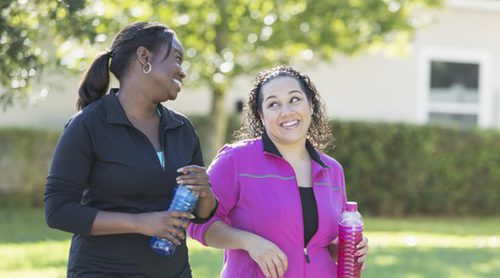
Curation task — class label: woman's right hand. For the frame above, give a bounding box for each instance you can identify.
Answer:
[135,211,194,245]
[244,235,288,278]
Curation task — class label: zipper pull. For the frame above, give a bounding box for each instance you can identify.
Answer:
[304,248,310,263]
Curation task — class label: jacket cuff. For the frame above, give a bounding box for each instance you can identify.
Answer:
[190,199,218,224]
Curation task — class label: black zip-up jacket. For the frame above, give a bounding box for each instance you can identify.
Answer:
[44,90,214,277]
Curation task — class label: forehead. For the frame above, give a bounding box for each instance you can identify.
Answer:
[158,35,183,57]
[171,36,183,53]
[261,76,303,97]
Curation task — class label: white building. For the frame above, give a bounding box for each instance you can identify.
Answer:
[1,0,499,130]
[309,0,500,129]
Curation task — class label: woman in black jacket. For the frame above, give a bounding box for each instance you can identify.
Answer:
[44,22,217,277]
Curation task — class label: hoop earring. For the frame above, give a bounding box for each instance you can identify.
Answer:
[143,62,152,74]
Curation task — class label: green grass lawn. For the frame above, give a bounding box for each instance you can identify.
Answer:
[1,209,499,277]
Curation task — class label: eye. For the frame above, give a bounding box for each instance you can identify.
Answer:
[290,96,301,103]
[267,101,279,108]
[175,56,182,63]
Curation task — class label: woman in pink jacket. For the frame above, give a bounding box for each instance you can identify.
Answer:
[189,66,368,277]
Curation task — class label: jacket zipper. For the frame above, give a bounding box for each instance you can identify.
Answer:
[265,152,317,266]
[276,153,312,265]
[304,247,310,263]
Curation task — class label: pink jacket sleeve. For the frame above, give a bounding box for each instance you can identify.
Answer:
[187,146,240,246]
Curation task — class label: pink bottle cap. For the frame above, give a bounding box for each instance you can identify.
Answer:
[346,201,358,212]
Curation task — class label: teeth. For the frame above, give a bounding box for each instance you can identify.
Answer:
[281,120,299,127]
[173,79,182,87]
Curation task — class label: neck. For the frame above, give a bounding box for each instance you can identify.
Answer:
[273,138,309,163]
[117,80,158,120]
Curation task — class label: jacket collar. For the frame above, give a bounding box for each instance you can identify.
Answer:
[105,88,183,130]
[262,131,329,168]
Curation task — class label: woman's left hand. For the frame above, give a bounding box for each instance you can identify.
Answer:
[176,165,213,199]
[328,236,369,270]
[356,236,369,270]
[176,165,217,219]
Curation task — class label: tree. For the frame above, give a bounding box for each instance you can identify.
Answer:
[1,0,443,156]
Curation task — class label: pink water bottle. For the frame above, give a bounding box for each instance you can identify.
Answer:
[337,201,363,278]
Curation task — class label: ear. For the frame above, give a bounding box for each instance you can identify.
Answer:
[136,46,150,66]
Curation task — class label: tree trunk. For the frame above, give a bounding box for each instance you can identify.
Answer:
[208,86,228,161]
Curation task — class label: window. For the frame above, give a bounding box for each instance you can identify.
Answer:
[417,48,492,128]
[428,61,479,128]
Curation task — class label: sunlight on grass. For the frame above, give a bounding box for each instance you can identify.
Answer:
[372,254,398,266]
[365,246,500,278]
[0,239,221,278]
[1,209,498,278]
[0,240,69,277]
[368,231,500,248]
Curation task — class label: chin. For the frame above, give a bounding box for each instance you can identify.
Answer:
[165,90,179,101]
[275,134,306,145]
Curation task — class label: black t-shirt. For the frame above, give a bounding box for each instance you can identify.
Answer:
[44,90,214,277]
[299,187,318,246]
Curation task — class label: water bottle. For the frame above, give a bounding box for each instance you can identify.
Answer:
[150,185,198,256]
[337,201,364,278]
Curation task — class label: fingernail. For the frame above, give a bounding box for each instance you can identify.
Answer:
[177,168,184,173]
[188,214,195,219]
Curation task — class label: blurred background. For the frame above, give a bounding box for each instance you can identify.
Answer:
[0,0,499,277]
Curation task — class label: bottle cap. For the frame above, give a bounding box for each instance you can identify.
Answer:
[346,201,358,212]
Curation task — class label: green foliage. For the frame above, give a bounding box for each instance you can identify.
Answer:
[327,122,500,217]
[0,0,105,108]
[3,118,498,217]
[1,0,444,151]
[1,0,444,92]
[0,128,59,207]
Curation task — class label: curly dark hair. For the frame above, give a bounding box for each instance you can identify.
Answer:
[235,65,333,150]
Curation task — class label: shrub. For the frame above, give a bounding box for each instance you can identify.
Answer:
[0,128,59,207]
[328,122,500,217]
[1,119,499,216]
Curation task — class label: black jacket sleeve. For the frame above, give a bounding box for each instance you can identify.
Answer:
[44,117,99,236]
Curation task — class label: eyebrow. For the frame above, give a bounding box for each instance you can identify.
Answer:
[264,90,304,102]
[174,48,184,58]
[162,46,183,61]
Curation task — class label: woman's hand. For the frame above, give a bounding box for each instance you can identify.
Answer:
[135,211,194,245]
[244,235,288,278]
[356,236,369,270]
[176,165,214,199]
[328,236,369,270]
[328,237,339,261]
[176,165,217,219]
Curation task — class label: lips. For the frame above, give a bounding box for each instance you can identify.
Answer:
[173,78,182,91]
[280,120,299,128]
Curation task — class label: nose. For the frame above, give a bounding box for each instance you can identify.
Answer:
[279,103,293,115]
[179,66,186,80]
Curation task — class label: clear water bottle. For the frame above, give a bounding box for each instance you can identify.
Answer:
[150,185,198,256]
[337,201,363,278]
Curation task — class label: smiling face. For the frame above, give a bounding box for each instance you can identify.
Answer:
[259,76,313,147]
[149,36,186,101]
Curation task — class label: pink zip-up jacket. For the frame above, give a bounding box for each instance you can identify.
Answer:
[188,133,348,277]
